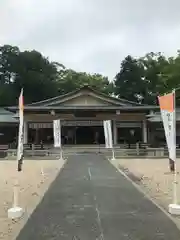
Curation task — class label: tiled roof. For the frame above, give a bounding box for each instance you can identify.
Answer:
[0,108,18,123]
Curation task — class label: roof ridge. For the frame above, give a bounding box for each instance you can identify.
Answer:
[83,85,143,106]
[28,85,144,107]
[28,87,81,106]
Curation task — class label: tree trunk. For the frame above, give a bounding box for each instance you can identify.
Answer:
[169,158,175,172]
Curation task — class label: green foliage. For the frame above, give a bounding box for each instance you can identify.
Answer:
[14,50,59,103]
[57,69,114,95]
[0,45,59,105]
[0,44,114,106]
[0,45,19,84]
[115,52,180,105]
[114,55,145,103]
[139,52,169,104]
[1,44,180,107]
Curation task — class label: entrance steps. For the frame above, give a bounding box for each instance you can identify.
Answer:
[4,144,169,159]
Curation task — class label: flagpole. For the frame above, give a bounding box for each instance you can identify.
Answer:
[8,89,24,219]
[173,89,177,204]
[112,148,115,160]
[168,88,180,215]
[60,147,63,161]
[159,89,180,215]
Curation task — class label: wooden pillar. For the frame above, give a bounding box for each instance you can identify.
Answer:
[142,120,147,143]
[113,120,117,145]
[75,127,77,144]
[35,128,39,144]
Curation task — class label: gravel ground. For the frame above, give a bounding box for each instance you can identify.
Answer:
[0,159,65,240]
[111,158,180,225]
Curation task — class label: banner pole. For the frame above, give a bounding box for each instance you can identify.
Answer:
[173,89,177,204]
[13,179,19,208]
[8,89,24,219]
[111,148,115,160]
[173,162,177,204]
[60,147,63,161]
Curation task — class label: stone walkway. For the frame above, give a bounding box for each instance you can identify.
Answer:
[16,154,180,239]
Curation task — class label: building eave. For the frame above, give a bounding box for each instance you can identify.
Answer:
[8,105,159,112]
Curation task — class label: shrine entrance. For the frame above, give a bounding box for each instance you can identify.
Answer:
[75,126,105,145]
[76,126,94,144]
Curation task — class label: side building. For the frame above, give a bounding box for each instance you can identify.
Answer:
[0,108,18,145]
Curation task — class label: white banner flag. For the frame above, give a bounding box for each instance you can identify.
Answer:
[53,119,61,148]
[158,92,176,161]
[103,120,113,149]
[17,89,24,171]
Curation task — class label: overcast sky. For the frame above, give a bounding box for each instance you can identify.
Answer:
[1,0,180,80]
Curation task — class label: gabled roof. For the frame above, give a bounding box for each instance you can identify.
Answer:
[7,84,159,112]
[28,84,143,107]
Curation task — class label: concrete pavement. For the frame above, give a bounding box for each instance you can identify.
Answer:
[16,154,180,239]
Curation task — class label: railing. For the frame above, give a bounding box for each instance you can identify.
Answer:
[0,144,9,158]
[2,143,180,159]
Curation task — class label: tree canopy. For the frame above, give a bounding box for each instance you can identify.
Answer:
[0,44,180,106]
[0,45,113,106]
[114,52,180,105]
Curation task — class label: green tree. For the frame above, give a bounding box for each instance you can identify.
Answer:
[114,53,171,105]
[0,45,20,106]
[0,45,19,84]
[14,50,59,104]
[139,52,169,104]
[0,45,60,106]
[158,52,180,105]
[114,55,145,103]
[57,69,114,95]
[0,45,114,106]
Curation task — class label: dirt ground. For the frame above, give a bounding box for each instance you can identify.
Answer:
[112,158,180,209]
[111,158,180,221]
[0,159,65,240]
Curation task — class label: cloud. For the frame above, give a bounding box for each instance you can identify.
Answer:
[1,0,180,79]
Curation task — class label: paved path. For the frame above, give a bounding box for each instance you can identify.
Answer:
[16,154,180,239]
